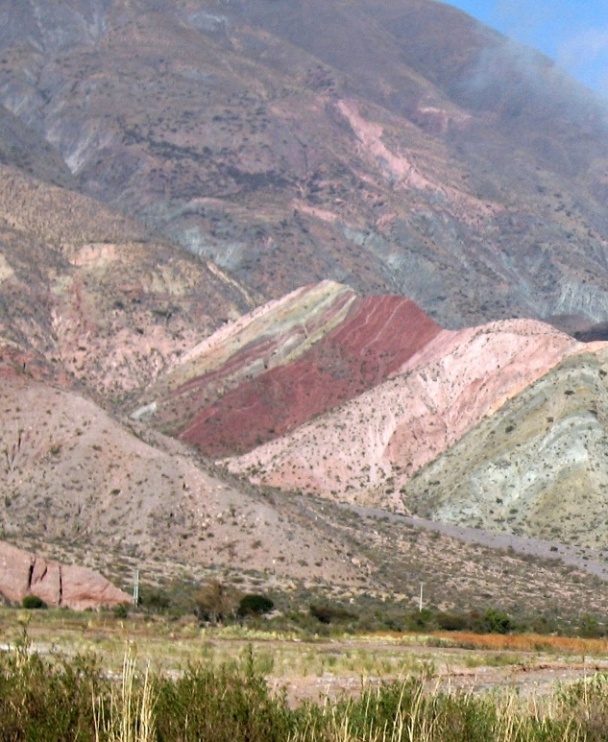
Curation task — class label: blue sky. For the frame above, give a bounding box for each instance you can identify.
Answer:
[444,0,608,97]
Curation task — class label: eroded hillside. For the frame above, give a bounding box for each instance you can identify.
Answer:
[405,346,608,548]
[222,317,584,506]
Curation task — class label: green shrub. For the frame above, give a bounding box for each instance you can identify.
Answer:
[436,612,468,631]
[154,647,293,742]
[237,594,274,617]
[194,579,238,624]
[482,608,513,634]
[113,603,128,619]
[309,603,357,625]
[0,630,105,740]
[579,613,605,638]
[21,594,47,609]
[140,586,171,613]
[405,608,438,632]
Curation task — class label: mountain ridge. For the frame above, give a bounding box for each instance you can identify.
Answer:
[1,0,608,328]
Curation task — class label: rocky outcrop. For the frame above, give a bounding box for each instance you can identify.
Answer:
[0,542,130,610]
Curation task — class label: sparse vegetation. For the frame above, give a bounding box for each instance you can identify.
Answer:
[3,627,608,741]
[194,579,239,624]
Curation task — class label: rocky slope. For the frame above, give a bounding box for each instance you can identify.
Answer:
[222,316,583,504]
[0,162,253,403]
[0,373,363,585]
[213,304,608,548]
[0,0,608,329]
[405,345,608,549]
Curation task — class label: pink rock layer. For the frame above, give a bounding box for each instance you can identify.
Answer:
[178,295,442,456]
[0,542,131,610]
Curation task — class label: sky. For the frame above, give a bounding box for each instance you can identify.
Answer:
[444,0,608,97]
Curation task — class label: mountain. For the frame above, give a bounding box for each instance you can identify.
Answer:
[0,373,365,585]
[132,276,608,552]
[0,162,253,403]
[1,0,608,330]
[3,0,608,619]
[222,312,586,508]
[405,345,608,549]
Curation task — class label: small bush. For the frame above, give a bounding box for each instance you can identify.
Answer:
[579,613,605,638]
[483,608,512,634]
[237,594,274,617]
[310,603,357,625]
[194,579,238,624]
[21,594,47,610]
[436,612,468,631]
[405,608,438,632]
[113,603,128,619]
[140,586,171,613]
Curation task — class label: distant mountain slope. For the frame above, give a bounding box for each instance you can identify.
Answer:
[0,104,75,187]
[0,0,608,328]
[0,163,253,402]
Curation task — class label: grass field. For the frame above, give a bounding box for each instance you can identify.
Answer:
[3,608,608,739]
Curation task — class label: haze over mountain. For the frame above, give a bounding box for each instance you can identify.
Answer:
[2,0,608,616]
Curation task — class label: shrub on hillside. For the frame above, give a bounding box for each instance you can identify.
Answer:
[140,586,171,613]
[237,594,274,618]
[113,603,128,619]
[194,579,238,624]
[436,612,468,632]
[405,608,438,632]
[309,603,357,625]
[578,613,605,638]
[482,608,513,634]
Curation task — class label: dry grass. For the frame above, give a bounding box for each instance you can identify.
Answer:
[434,631,608,655]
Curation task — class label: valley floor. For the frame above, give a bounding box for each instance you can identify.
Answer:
[3,609,608,704]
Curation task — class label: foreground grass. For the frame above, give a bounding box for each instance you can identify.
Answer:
[3,629,608,741]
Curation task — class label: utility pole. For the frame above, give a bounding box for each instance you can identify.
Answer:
[133,569,139,607]
[419,582,424,613]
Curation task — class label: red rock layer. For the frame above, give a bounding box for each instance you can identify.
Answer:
[179,295,441,456]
